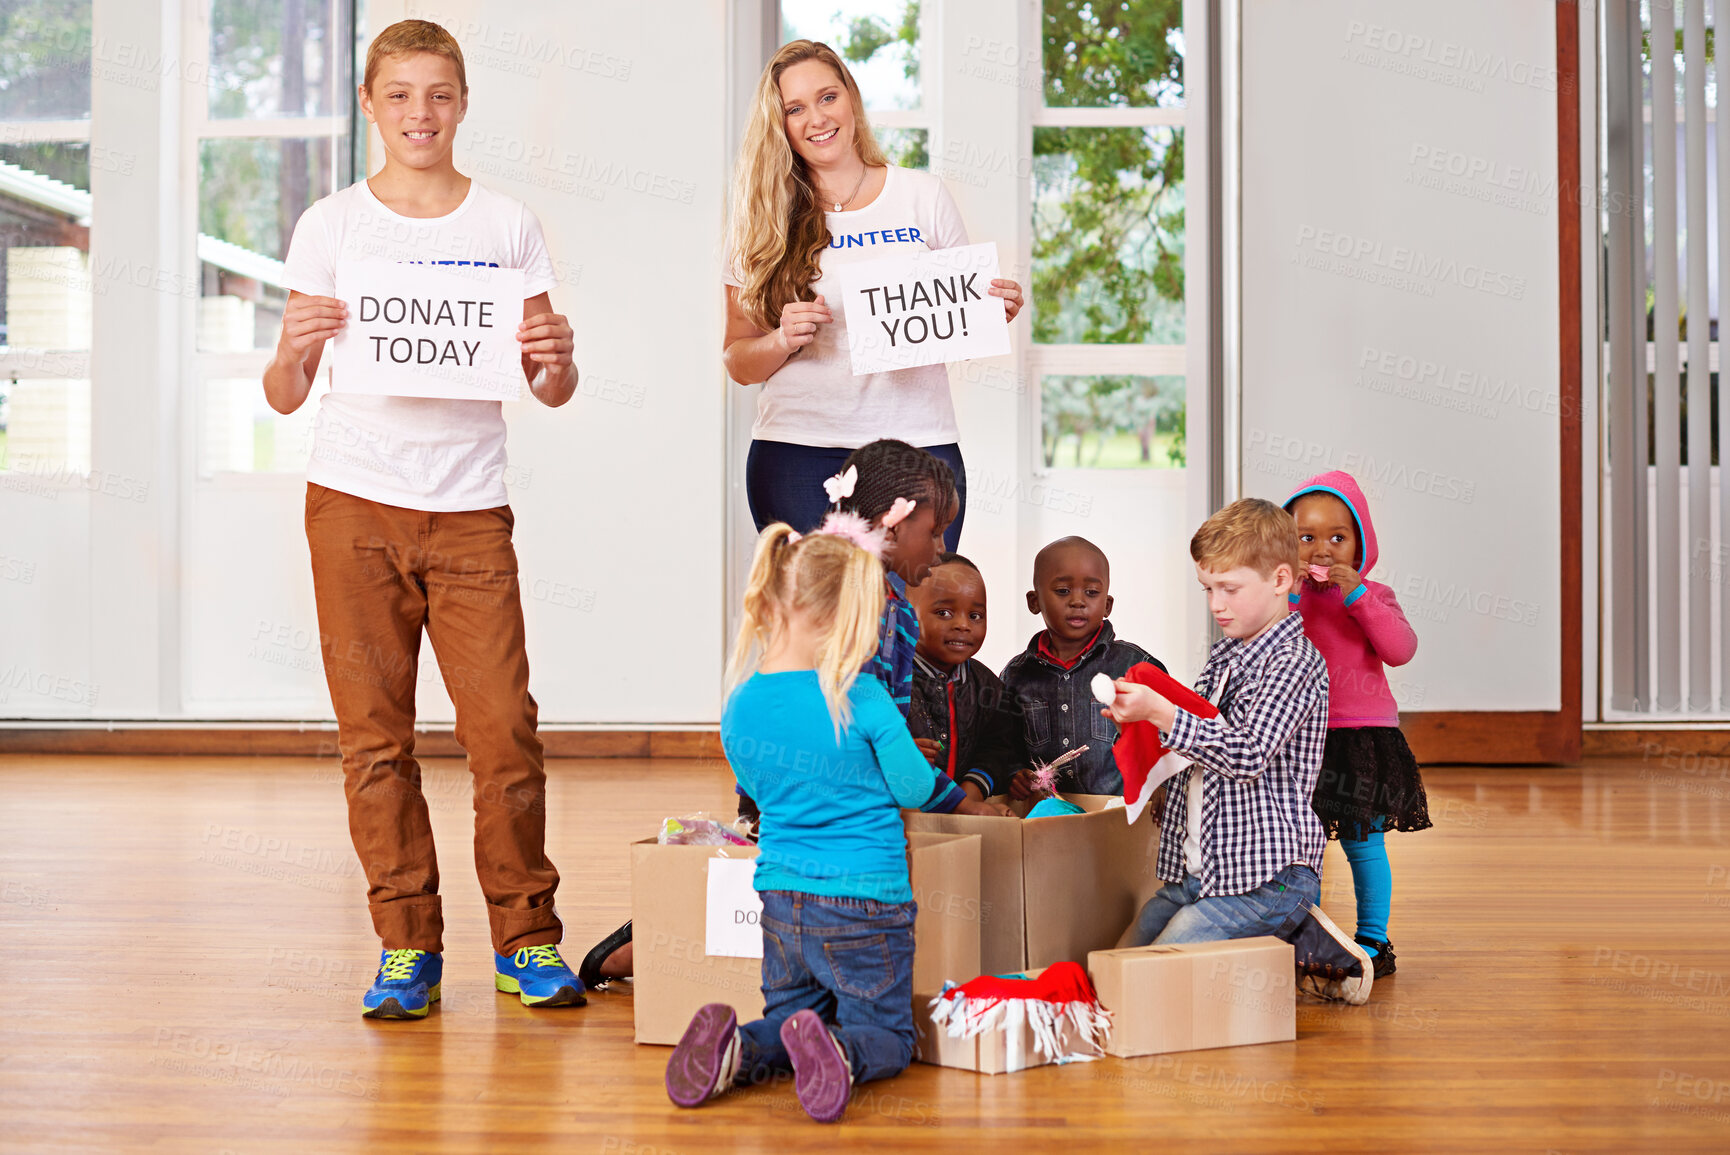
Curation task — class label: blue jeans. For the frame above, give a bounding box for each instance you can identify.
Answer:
[1128,864,1319,946]
[745,439,967,551]
[736,890,918,1087]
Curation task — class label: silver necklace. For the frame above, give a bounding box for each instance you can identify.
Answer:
[821,165,869,212]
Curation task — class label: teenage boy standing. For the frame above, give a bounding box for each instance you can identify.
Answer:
[264,20,582,1019]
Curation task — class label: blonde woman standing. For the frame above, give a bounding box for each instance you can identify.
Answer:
[724,40,1023,549]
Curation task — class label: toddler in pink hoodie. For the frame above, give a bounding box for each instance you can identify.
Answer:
[1284,472,1430,979]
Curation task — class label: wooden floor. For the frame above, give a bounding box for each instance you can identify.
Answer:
[2,753,1728,1152]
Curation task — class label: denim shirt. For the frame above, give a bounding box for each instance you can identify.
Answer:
[999,620,1166,796]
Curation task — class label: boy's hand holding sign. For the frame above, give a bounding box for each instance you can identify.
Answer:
[838,241,1012,375]
[330,260,528,401]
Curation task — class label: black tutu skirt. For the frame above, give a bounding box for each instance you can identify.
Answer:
[1311,726,1432,842]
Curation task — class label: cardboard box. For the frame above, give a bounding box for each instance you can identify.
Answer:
[908,831,982,994]
[903,793,1161,974]
[631,831,982,1045]
[1087,937,1295,1057]
[911,966,1086,1075]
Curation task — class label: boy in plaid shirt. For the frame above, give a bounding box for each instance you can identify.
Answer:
[1103,498,1372,1003]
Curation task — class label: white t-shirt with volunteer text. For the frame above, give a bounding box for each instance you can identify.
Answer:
[281,179,559,511]
[726,165,970,448]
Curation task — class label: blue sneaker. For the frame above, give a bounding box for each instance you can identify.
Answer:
[494,944,586,1007]
[361,949,442,1020]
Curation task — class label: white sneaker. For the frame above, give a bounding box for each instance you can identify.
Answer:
[1291,903,1373,1005]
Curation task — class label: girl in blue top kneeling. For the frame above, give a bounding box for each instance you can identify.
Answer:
[665,522,1003,1123]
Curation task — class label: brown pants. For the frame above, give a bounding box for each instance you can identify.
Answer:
[305,483,561,955]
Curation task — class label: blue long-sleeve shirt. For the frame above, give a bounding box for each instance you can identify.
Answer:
[722,671,952,903]
[734,571,964,814]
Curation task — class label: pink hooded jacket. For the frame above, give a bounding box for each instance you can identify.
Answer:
[1284,471,1417,729]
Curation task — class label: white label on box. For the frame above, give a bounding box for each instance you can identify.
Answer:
[704,856,764,959]
[330,261,526,401]
[838,241,1011,374]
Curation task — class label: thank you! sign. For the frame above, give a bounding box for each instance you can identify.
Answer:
[331,261,526,401]
[839,241,1011,374]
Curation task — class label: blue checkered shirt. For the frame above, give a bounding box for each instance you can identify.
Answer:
[1155,612,1329,896]
[863,573,918,717]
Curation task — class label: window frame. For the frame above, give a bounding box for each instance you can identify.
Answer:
[0,42,94,479]
[1021,0,1206,479]
[180,0,357,484]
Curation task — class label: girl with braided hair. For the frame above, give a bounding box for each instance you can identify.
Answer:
[827,438,958,719]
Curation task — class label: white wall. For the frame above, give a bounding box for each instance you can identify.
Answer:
[1241,0,1562,712]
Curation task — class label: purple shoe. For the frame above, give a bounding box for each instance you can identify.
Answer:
[665,1003,741,1108]
[779,1009,853,1124]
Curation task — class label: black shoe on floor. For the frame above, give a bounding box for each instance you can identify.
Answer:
[578,920,632,990]
[1356,935,1397,979]
[1289,904,1372,1005]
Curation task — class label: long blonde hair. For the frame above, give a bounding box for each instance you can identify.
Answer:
[727,524,886,732]
[729,40,889,331]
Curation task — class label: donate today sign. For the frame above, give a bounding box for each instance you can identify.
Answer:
[838,241,1011,375]
[330,261,527,401]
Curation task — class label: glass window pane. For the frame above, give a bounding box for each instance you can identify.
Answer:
[0,141,91,352]
[782,0,921,112]
[1040,374,1184,469]
[198,137,339,351]
[1042,0,1183,109]
[875,126,927,170]
[1032,126,1184,344]
[208,0,350,119]
[0,0,92,120]
[200,374,323,475]
[0,377,91,476]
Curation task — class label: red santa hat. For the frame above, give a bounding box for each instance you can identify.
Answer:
[1108,661,1220,824]
[927,960,1111,1066]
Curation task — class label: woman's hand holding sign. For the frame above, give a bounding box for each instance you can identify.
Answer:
[776,294,832,355]
[989,278,1023,324]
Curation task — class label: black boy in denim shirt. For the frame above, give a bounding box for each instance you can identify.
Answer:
[1000,537,1167,797]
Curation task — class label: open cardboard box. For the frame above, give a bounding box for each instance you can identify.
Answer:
[912,965,1088,1075]
[903,793,1161,974]
[630,830,983,1045]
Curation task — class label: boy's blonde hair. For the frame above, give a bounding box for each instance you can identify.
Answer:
[727,524,886,732]
[364,19,467,93]
[1190,498,1300,580]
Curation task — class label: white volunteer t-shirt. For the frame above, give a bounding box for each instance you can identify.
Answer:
[726,165,970,448]
[281,179,559,511]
